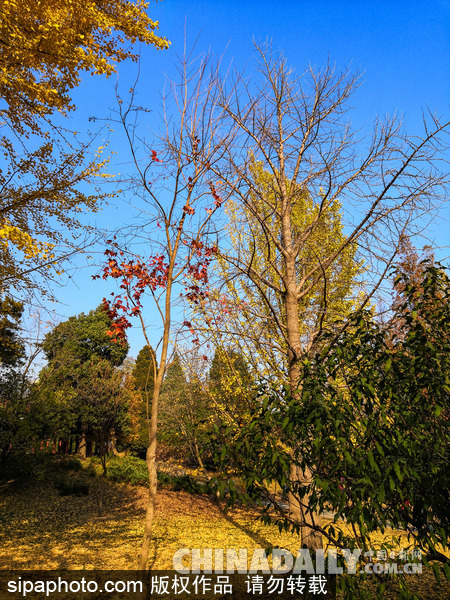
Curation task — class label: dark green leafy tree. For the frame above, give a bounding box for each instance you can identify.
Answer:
[42,304,129,366]
[0,297,25,368]
[38,304,129,456]
[214,262,449,599]
[76,359,132,475]
[131,345,157,457]
[0,297,26,454]
[159,352,211,467]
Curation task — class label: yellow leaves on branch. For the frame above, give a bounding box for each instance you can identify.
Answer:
[0,0,169,135]
[0,1,168,293]
[0,139,111,293]
[0,220,54,260]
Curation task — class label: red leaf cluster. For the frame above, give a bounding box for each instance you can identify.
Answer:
[183,204,195,215]
[209,182,224,208]
[192,136,200,158]
[97,235,218,346]
[184,241,218,306]
[99,248,170,343]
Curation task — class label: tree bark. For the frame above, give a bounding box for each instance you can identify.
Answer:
[110,431,125,457]
[77,432,86,459]
[283,225,323,550]
[138,362,164,570]
[139,438,158,570]
[288,463,323,550]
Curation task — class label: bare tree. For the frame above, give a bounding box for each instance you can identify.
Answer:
[100,50,238,569]
[198,44,450,550]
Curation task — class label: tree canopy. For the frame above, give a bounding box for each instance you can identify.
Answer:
[214,261,449,595]
[208,346,255,425]
[0,0,169,136]
[0,297,25,368]
[192,44,449,550]
[203,162,364,385]
[0,0,168,296]
[37,305,130,455]
[132,345,157,393]
[42,304,129,367]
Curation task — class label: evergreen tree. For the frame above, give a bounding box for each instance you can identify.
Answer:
[0,297,26,454]
[130,345,157,457]
[208,347,254,425]
[159,353,211,466]
[0,297,25,368]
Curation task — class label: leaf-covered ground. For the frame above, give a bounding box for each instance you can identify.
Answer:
[0,468,448,599]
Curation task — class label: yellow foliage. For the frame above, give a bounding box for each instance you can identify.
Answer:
[198,162,366,388]
[0,220,53,260]
[0,0,169,135]
[0,139,110,293]
[0,0,169,294]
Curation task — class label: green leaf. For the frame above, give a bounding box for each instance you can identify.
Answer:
[344,451,354,465]
[393,462,403,482]
[368,449,381,476]
[432,562,441,583]
[375,441,385,457]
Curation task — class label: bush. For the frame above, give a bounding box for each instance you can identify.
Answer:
[107,456,148,486]
[0,452,58,484]
[54,476,89,496]
[171,474,207,494]
[58,457,82,471]
[157,471,207,494]
[106,456,207,494]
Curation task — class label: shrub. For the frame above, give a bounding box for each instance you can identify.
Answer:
[107,456,148,486]
[157,471,207,494]
[0,452,57,484]
[54,476,89,496]
[106,456,207,494]
[58,457,82,471]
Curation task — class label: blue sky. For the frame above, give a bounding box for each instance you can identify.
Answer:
[37,0,450,361]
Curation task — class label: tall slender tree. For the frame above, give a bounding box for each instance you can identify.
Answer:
[99,49,239,568]
[131,345,158,456]
[200,44,450,549]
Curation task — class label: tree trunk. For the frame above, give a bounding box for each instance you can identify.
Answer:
[193,438,205,471]
[139,439,158,570]
[97,477,104,517]
[138,349,165,570]
[110,431,125,457]
[284,244,323,549]
[288,463,323,550]
[78,432,86,459]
